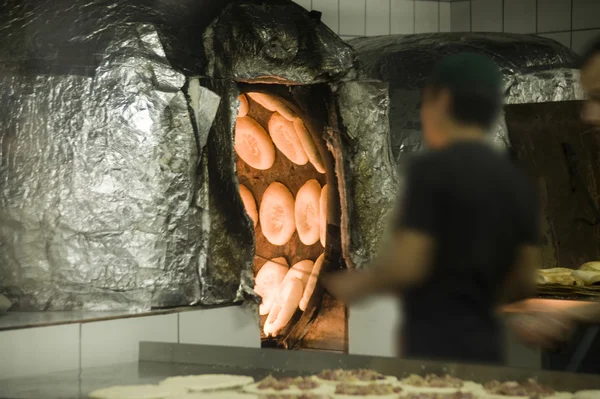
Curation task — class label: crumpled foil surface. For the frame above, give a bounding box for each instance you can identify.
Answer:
[204,0,357,84]
[195,79,257,305]
[0,23,212,311]
[349,33,583,160]
[330,81,399,269]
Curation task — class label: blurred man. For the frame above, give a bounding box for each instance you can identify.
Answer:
[510,36,600,348]
[325,53,541,364]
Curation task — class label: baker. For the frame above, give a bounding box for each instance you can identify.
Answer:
[324,53,541,365]
[510,36,600,348]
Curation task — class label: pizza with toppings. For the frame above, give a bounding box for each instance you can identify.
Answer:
[244,376,332,396]
[484,379,555,398]
[398,393,478,399]
[315,369,397,385]
[259,395,331,399]
[400,374,482,394]
[332,382,403,398]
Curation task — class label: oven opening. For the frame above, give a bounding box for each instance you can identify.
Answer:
[234,84,346,351]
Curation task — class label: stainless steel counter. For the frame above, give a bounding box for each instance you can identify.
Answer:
[1,342,600,399]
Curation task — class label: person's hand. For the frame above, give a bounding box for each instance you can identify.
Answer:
[321,269,370,304]
[509,311,574,349]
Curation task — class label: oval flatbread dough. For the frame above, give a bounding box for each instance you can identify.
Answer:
[89,385,187,399]
[319,184,328,247]
[260,182,296,245]
[160,375,254,392]
[238,94,249,117]
[235,116,276,170]
[254,257,289,315]
[295,179,322,245]
[293,118,326,174]
[239,184,258,228]
[299,253,325,311]
[286,259,314,287]
[268,113,308,166]
[246,92,297,121]
[263,276,304,336]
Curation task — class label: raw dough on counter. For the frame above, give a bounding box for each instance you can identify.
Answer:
[166,392,258,399]
[88,384,186,399]
[314,370,397,386]
[243,376,333,396]
[160,374,254,392]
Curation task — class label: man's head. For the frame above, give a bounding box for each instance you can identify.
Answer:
[421,53,504,149]
[581,37,600,126]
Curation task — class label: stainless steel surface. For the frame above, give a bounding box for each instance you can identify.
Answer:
[140,342,600,392]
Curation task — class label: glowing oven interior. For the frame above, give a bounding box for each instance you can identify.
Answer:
[233,86,346,351]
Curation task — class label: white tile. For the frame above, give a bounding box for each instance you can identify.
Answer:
[348,295,400,357]
[451,1,471,32]
[391,0,414,34]
[504,0,536,34]
[472,0,503,32]
[503,316,542,369]
[440,2,451,32]
[313,0,339,33]
[572,29,600,54]
[366,0,391,36]
[179,306,260,348]
[415,1,439,33]
[81,314,177,368]
[294,0,312,11]
[0,324,80,379]
[340,0,366,36]
[573,0,600,30]
[538,32,572,49]
[537,0,571,33]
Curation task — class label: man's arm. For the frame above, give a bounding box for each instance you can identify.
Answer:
[323,230,434,304]
[498,244,540,304]
[324,156,438,304]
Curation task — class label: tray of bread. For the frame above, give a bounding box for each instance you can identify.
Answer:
[86,370,596,399]
[537,262,600,297]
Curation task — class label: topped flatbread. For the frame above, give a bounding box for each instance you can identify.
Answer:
[483,379,555,398]
[397,393,477,399]
[332,383,403,399]
[89,385,187,399]
[166,393,259,399]
[315,369,396,386]
[244,376,332,396]
[160,375,254,392]
[400,374,482,395]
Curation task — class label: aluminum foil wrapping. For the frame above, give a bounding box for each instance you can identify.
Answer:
[203,0,357,84]
[196,79,257,305]
[0,24,211,311]
[348,33,582,160]
[330,81,399,269]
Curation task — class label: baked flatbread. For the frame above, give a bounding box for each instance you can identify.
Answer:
[160,374,254,392]
[314,370,396,386]
[537,271,584,286]
[579,262,600,272]
[247,92,297,121]
[573,391,600,399]
[397,393,478,399]
[572,270,600,286]
[88,384,187,399]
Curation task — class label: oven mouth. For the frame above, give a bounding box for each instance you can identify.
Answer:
[234,84,346,350]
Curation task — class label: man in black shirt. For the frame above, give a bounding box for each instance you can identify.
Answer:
[325,53,541,364]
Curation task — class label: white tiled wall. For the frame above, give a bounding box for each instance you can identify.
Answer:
[348,295,400,357]
[0,306,260,379]
[448,0,600,54]
[303,0,600,54]
[294,0,450,40]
